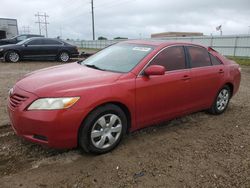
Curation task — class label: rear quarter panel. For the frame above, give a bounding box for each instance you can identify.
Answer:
[212,51,241,96]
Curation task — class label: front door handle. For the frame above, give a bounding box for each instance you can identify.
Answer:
[182,75,191,81]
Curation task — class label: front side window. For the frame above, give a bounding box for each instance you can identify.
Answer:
[27,39,42,45]
[150,46,186,71]
[187,46,211,68]
[81,43,154,73]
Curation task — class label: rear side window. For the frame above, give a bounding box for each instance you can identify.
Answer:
[43,39,62,45]
[187,46,211,68]
[150,46,186,71]
[210,54,222,65]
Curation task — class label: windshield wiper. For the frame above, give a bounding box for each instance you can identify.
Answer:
[84,64,104,71]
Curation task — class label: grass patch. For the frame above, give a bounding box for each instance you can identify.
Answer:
[78,48,99,53]
[228,56,250,66]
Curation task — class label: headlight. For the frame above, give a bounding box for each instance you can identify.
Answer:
[0,48,4,52]
[27,97,80,110]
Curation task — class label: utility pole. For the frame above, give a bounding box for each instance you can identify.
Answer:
[35,12,49,37]
[35,12,41,35]
[44,13,49,38]
[91,0,95,40]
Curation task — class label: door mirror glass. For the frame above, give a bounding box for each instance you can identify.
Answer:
[144,65,166,76]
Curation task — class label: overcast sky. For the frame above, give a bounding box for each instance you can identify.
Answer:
[1,0,250,40]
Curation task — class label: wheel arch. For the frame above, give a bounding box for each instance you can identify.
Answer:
[57,49,71,57]
[4,49,22,59]
[78,101,132,138]
[77,101,132,150]
[224,82,234,98]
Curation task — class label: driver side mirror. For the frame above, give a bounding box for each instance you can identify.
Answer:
[144,65,166,76]
[23,44,28,47]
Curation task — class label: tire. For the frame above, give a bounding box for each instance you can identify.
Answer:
[79,104,127,154]
[4,51,20,63]
[208,85,231,115]
[58,51,70,62]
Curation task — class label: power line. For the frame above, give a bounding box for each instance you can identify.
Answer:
[35,12,49,37]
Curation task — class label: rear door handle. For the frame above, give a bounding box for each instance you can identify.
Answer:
[182,75,191,80]
[219,69,224,74]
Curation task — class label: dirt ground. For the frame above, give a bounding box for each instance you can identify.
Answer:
[0,60,250,188]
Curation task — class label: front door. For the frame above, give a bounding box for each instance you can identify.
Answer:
[22,39,44,58]
[135,46,191,129]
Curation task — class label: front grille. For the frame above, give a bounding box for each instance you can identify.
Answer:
[9,94,28,108]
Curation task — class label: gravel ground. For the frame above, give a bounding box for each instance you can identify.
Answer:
[0,61,249,188]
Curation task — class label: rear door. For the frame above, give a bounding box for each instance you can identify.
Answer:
[40,39,63,58]
[186,45,225,110]
[135,46,192,128]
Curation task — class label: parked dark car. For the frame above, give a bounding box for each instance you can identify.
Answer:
[0,37,79,62]
[0,34,43,46]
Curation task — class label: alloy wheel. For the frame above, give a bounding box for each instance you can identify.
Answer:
[60,52,69,62]
[91,114,122,149]
[9,52,19,62]
[216,89,229,111]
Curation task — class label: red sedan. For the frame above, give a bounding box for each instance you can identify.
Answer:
[7,40,241,154]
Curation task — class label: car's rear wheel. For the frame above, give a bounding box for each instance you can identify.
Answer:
[208,85,231,115]
[79,104,127,154]
[58,51,70,62]
[5,51,20,63]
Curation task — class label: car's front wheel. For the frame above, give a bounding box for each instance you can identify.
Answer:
[4,51,20,63]
[79,104,127,154]
[58,51,70,62]
[208,85,231,115]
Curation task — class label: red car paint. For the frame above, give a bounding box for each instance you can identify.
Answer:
[7,40,241,149]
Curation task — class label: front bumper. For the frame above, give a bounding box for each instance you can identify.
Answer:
[7,86,84,149]
[0,51,4,58]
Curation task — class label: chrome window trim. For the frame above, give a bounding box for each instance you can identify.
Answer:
[26,44,63,46]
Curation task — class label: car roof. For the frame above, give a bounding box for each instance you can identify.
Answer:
[122,40,208,49]
[28,37,61,41]
[19,34,43,36]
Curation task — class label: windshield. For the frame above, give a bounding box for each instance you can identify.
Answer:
[17,38,32,45]
[81,43,154,73]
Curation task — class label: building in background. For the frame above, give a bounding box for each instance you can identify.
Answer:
[151,32,203,38]
[0,18,18,39]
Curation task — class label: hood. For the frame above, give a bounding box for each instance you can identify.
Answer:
[16,62,123,97]
[0,39,15,45]
[0,44,18,48]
